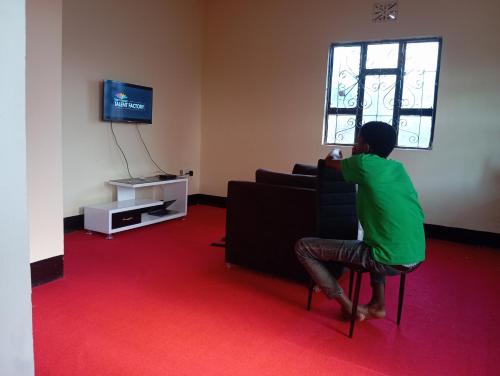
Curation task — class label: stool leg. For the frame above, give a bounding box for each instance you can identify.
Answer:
[348,269,354,299]
[397,273,406,326]
[307,280,314,311]
[349,271,363,338]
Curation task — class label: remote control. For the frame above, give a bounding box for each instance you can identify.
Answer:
[329,149,343,159]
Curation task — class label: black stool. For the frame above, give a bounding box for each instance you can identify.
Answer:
[306,263,421,338]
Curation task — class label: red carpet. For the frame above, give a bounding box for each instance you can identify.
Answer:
[33,205,500,375]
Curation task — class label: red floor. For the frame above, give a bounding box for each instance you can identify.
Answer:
[33,206,500,375]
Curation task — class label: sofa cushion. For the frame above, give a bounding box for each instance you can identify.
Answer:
[255,169,317,189]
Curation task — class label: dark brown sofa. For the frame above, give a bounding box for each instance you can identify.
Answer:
[225,161,358,283]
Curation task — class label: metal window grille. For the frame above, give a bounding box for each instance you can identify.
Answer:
[323,37,443,149]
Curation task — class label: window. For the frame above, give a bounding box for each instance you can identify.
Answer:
[323,37,442,149]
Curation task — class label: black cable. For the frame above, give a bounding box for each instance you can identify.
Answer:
[110,121,133,178]
[135,124,169,175]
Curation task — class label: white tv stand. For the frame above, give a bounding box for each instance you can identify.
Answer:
[84,177,188,238]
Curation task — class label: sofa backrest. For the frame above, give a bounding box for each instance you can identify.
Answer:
[255,169,316,189]
[292,163,318,176]
[316,159,358,240]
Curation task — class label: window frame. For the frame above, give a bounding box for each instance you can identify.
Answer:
[323,37,443,150]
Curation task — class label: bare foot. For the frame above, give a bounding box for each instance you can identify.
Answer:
[358,304,386,319]
[341,306,367,322]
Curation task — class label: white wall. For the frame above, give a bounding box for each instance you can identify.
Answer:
[201,0,500,233]
[0,0,35,374]
[27,0,64,263]
[63,0,202,217]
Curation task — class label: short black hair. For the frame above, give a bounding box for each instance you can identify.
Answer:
[359,121,397,158]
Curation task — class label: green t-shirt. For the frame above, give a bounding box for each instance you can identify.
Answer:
[341,154,425,265]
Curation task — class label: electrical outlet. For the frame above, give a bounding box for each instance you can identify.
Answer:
[180,169,194,176]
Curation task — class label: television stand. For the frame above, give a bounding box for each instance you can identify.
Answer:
[84,177,188,238]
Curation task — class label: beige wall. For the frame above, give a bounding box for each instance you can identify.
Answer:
[27,0,64,263]
[0,0,35,372]
[62,0,202,217]
[201,0,500,233]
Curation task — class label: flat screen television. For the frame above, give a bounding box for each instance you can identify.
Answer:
[102,80,153,124]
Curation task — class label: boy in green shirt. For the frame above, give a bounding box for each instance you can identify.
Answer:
[295,122,425,321]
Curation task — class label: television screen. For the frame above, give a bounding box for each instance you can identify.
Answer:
[102,80,153,124]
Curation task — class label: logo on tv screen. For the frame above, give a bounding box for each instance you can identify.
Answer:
[115,92,128,101]
[113,91,145,110]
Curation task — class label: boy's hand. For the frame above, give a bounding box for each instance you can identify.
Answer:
[324,148,343,171]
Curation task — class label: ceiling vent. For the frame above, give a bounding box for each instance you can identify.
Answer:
[372,1,398,23]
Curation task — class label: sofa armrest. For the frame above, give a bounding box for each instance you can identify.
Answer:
[225,181,316,282]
